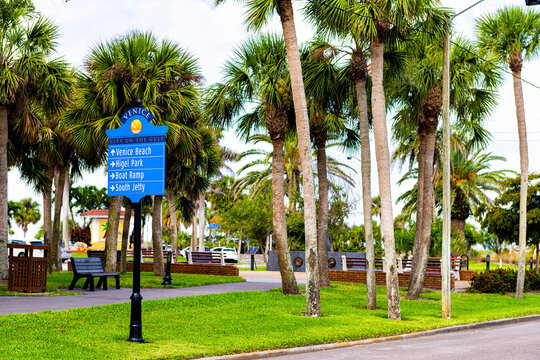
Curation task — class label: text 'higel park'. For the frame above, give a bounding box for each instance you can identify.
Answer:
[110,159,144,169]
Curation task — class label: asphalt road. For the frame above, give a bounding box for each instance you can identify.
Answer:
[268,319,540,360]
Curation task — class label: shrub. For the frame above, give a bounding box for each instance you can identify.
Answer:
[70,225,91,245]
[469,268,540,293]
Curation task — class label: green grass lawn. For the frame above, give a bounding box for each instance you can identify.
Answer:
[1,282,539,359]
[468,260,517,272]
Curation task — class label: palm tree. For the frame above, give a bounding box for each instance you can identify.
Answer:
[304,0,377,309]
[302,41,354,287]
[68,31,202,274]
[390,33,500,300]
[215,0,320,316]
[0,1,66,280]
[234,134,355,199]
[476,5,540,298]
[12,198,41,239]
[444,150,508,239]
[205,34,300,295]
[318,0,445,319]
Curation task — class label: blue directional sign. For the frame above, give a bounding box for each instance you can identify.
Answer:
[207,223,221,230]
[106,107,168,202]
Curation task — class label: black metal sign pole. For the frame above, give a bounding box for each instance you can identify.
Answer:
[128,201,144,342]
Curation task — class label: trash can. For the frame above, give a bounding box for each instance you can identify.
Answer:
[7,244,50,292]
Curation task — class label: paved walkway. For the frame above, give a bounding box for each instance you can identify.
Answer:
[0,270,469,316]
[0,271,305,315]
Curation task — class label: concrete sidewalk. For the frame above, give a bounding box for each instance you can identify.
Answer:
[0,270,467,316]
[0,271,307,315]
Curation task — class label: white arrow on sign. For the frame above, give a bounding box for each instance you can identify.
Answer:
[110,161,115,167]
[111,149,116,156]
[110,185,114,191]
[110,173,115,179]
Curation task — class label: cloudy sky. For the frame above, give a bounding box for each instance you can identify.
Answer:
[8,0,540,240]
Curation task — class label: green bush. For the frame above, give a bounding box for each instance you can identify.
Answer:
[469,268,540,293]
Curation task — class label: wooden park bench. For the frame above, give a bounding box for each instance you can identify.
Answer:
[341,256,386,271]
[69,258,120,291]
[126,249,176,262]
[87,249,121,262]
[187,251,224,265]
[341,256,461,279]
[399,257,461,279]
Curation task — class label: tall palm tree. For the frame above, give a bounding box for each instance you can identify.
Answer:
[215,0,320,316]
[304,0,378,309]
[476,5,540,298]
[335,0,444,320]
[0,1,66,280]
[205,34,300,295]
[68,31,202,274]
[391,34,500,300]
[302,41,353,287]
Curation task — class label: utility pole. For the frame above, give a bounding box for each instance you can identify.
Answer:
[441,15,451,319]
[441,0,487,319]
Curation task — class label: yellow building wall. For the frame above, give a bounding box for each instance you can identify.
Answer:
[90,219,125,250]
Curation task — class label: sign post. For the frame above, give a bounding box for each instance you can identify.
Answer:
[106,104,168,343]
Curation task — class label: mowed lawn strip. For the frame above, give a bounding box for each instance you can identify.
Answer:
[0,282,539,359]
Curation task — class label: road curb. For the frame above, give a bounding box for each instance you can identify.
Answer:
[198,314,540,360]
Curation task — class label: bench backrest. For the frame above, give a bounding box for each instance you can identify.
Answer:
[87,250,121,262]
[342,256,461,273]
[345,257,385,271]
[189,251,221,264]
[72,257,105,274]
[126,250,176,261]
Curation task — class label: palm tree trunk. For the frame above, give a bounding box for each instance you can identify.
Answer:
[51,166,66,272]
[370,40,400,320]
[104,195,122,273]
[535,242,540,274]
[316,140,330,288]
[513,68,528,299]
[152,195,164,276]
[451,218,466,242]
[272,136,300,295]
[0,106,8,281]
[61,168,70,248]
[198,194,205,251]
[191,213,197,250]
[354,79,376,309]
[276,0,320,316]
[42,184,52,260]
[120,200,132,274]
[407,129,436,300]
[167,190,178,262]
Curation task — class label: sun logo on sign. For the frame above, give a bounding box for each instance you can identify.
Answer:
[131,119,142,134]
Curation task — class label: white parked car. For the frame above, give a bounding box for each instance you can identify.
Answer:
[178,246,209,258]
[210,247,238,263]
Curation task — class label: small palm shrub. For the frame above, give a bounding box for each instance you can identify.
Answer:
[470,268,540,293]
